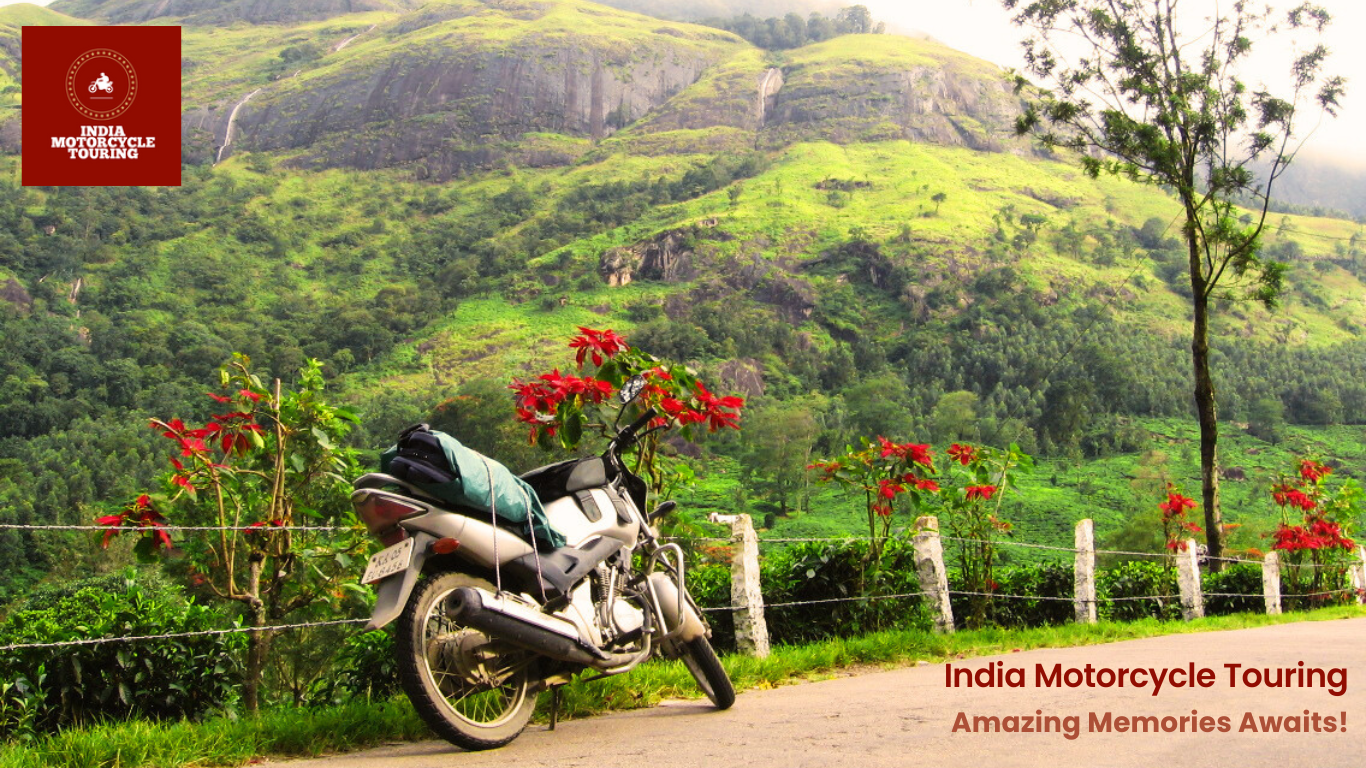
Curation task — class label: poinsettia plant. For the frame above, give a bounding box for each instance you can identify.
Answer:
[96,354,367,712]
[809,438,1031,627]
[932,442,1031,629]
[1266,458,1361,604]
[1158,484,1203,556]
[808,437,941,567]
[511,327,744,494]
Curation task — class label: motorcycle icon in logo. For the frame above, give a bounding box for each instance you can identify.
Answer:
[88,72,114,94]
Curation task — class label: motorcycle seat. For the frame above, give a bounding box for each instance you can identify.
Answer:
[519,457,608,504]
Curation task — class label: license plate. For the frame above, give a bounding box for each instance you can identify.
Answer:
[361,538,415,584]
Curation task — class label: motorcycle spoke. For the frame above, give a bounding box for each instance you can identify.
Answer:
[419,593,531,727]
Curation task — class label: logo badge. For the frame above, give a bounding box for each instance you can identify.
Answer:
[66,48,138,121]
[22,26,181,187]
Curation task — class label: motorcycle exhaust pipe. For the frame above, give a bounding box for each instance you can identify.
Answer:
[446,587,635,670]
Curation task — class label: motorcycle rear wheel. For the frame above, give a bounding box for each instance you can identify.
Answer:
[396,572,538,751]
[677,635,735,709]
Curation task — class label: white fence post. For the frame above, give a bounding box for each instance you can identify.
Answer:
[1176,540,1205,621]
[1350,546,1366,607]
[1262,551,1282,616]
[1074,519,1097,624]
[912,515,954,634]
[711,513,769,657]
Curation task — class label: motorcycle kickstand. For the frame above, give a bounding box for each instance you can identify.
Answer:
[549,686,560,731]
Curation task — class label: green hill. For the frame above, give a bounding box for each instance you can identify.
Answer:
[0,3,91,106]
[0,3,90,26]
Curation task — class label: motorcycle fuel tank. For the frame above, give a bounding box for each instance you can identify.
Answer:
[542,488,640,548]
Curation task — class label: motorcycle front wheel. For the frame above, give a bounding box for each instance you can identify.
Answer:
[676,635,735,709]
[396,571,538,751]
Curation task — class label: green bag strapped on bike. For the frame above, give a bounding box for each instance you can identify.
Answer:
[379,423,565,550]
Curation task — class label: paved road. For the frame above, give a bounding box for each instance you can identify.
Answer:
[268,618,1365,768]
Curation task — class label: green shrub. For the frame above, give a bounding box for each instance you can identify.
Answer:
[764,539,927,645]
[691,539,928,651]
[0,570,243,736]
[1097,560,1180,622]
[1202,562,1264,616]
[684,562,734,650]
[982,563,1075,628]
[308,628,400,705]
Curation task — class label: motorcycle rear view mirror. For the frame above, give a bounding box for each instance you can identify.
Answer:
[619,375,646,404]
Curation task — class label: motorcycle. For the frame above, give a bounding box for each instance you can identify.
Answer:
[89,75,113,94]
[350,378,733,750]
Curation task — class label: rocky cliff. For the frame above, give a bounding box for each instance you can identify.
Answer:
[47,0,1031,176]
[223,0,743,177]
[757,35,1026,152]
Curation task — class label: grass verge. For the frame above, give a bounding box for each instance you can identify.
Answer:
[4,606,1363,768]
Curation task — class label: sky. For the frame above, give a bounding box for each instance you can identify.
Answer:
[862,0,1365,166]
[8,0,1363,163]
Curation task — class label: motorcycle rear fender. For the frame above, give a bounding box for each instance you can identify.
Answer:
[366,532,435,630]
[364,506,541,630]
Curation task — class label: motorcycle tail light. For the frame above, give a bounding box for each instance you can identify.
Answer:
[354,493,424,543]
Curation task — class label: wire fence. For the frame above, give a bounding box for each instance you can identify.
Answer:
[0,523,353,533]
[0,619,368,653]
[697,591,929,613]
[9,523,1345,569]
[3,522,1361,651]
[669,530,1347,569]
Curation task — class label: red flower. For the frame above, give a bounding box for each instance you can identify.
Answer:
[238,389,262,403]
[1273,524,1316,552]
[659,397,688,418]
[1299,460,1332,482]
[807,460,843,479]
[900,472,939,492]
[100,495,171,551]
[568,327,629,368]
[158,418,187,438]
[96,512,125,548]
[148,523,172,551]
[244,519,285,536]
[1159,491,1197,519]
[948,443,976,466]
[1309,519,1355,550]
[510,377,562,415]
[1271,485,1316,512]
[691,382,743,432]
[876,437,933,468]
[877,479,904,500]
[206,392,232,404]
[965,485,998,501]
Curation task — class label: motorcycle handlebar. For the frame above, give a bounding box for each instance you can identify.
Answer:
[621,408,658,443]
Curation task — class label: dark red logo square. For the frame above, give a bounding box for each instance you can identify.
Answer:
[22,26,181,186]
